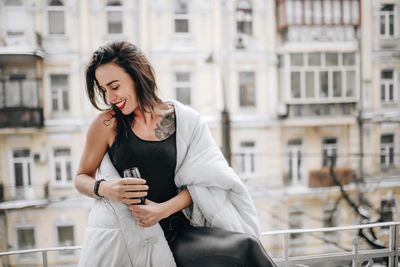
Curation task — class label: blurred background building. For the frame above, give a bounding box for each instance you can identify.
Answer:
[0,0,399,266]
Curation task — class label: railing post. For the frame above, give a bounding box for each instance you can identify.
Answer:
[389,224,398,267]
[42,251,48,267]
[283,233,289,266]
[352,237,359,267]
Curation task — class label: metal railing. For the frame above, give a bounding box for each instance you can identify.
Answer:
[261,221,400,267]
[0,222,398,267]
[0,246,81,267]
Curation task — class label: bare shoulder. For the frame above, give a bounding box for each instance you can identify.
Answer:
[96,109,116,128]
[154,103,175,140]
[88,109,116,144]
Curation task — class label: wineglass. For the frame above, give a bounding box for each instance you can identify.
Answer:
[123,167,146,205]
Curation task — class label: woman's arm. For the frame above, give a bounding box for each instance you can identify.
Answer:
[75,113,148,204]
[129,188,192,227]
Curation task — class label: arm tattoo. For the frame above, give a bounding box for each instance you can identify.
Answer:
[103,119,112,126]
[154,110,175,140]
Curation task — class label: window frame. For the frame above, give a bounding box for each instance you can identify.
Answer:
[322,137,338,168]
[15,225,36,257]
[56,224,75,254]
[173,0,190,35]
[285,52,358,103]
[3,0,26,39]
[235,140,257,179]
[174,71,192,106]
[106,0,123,35]
[287,139,303,186]
[380,134,395,169]
[380,69,397,104]
[236,0,253,35]
[50,74,70,113]
[238,71,256,107]
[52,147,73,187]
[11,148,33,199]
[47,0,66,36]
[380,4,397,38]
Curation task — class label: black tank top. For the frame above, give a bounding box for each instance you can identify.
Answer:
[108,116,189,240]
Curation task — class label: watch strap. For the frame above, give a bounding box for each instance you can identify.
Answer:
[94,179,105,197]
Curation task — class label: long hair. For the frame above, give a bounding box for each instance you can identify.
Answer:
[85,41,162,138]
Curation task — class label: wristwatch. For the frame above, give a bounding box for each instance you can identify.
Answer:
[94,179,105,197]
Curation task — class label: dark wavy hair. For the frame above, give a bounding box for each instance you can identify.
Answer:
[85,41,162,138]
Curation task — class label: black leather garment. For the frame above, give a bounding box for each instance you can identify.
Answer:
[170,224,277,267]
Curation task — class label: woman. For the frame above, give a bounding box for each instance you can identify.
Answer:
[75,41,276,267]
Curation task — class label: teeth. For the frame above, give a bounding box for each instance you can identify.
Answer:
[115,100,125,108]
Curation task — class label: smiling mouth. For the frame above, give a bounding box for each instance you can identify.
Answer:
[114,100,126,110]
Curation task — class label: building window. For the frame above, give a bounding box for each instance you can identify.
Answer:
[4,74,38,108]
[380,4,396,38]
[16,227,35,250]
[174,0,189,33]
[235,141,256,178]
[12,148,32,193]
[53,148,72,185]
[106,0,123,34]
[323,204,339,238]
[236,0,252,35]
[287,139,302,186]
[48,0,65,35]
[239,72,256,107]
[381,134,395,169]
[381,70,396,103]
[4,0,25,38]
[322,138,337,167]
[380,199,396,225]
[50,74,69,112]
[175,72,191,105]
[289,209,304,241]
[288,52,357,101]
[57,225,74,253]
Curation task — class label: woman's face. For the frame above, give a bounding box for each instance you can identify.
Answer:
[95,62,138,115]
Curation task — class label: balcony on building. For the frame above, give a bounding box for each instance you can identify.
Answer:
[275,1,361,126]
[0,49,45,129]
[276,0,361,43]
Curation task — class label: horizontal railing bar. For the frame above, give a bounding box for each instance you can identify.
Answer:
[261,221,400,235]
[0,246,82,256]
[274,251,398,263]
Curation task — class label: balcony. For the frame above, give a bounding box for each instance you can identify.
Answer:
[0,76,43,129]
[0,107,43,128]
[0,51,44,129]
[288,103,357,118]
[0,222,398,267]
[308,167,355,188]
[276,0,361,43]
[0,184,48,203]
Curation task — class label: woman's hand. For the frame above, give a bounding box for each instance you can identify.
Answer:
[128,200,168,228]
[98,178,148,205]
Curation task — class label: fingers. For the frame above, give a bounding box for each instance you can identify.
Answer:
[121,198,143,205]
[124,191,147,199]
[122,178,147,185]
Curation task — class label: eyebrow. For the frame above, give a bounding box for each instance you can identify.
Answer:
[106,80,119,86]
